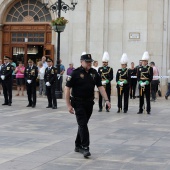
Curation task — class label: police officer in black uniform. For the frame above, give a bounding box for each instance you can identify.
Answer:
[65,54,111,158]
[0,56,13,106]
[24,59,38,108]
[98,52,113,112]
[44,58,57,109]
[137,52,153,114]
[116,53,131,113]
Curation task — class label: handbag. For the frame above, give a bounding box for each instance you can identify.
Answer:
[158,85,162,97]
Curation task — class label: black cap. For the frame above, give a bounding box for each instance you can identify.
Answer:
[4,56,10,60]
[47,58,53,62]
[150,61,155,65]
[80,54,93,62]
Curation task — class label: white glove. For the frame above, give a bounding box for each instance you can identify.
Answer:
[141,82,145,87]
[1,75,5,80]
[120,82,124,86]
[27,80,32,84]
[46,82,51,86]
[102,80,106,85]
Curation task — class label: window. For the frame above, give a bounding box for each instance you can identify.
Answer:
[6,0,52,22]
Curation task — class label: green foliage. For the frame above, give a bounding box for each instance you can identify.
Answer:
[51,17,69,26]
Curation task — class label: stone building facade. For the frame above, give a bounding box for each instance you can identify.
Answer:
[0,0,169,95]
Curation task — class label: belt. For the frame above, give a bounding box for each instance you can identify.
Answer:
[73,96,94,101]
[140,78,149,80]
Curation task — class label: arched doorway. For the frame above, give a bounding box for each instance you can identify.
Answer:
[2,0,54,66]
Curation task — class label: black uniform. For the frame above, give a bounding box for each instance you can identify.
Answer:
[24,65,38,107]
[66,66,102,149]
[116,68,131,112]
[44,66,57,108]
[129,67,137,98]
[137,65,153,113]
[0,63,13,105]
[98,66,113,111]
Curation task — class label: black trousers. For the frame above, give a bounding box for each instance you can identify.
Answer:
[2,79,12,104]
[26,83,36,106]
[46,84,57,107]
[151,80,159,100]
[117,84,129,111]
[130,78,137,98]
[74,100,94,148]
[99,84,111,110]
[139,85,151,112]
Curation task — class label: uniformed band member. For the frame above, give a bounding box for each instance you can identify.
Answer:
[0,56,13,106]
[98,52,113,112]
[44,58,57,109]
[129,62,137,99]
[24,59,38,108]
[137,51,153,114]
[65,53,111,158]
[116,53,130,113]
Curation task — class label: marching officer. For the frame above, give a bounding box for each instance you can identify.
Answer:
[116,53,131,113]
[137,51,153,114]
[65,53,111,158]
[0,56,13,106]
[44,58,57,109]
[24,59,38,108]
[98,52,113,112]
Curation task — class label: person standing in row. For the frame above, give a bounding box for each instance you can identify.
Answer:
[0,56,13,106]
[65,53,111,158]
[24,59,38,108]
[137,51,153,114]
[15,61,25,96]
[129,62,137,99]
[135,60,142,97]
[116,53,130,113]
[44,58,57,109]
[150,61,159,102]
[98,52,113,112]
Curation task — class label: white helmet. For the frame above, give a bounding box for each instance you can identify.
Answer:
[102,51,109,62]
[142,51,149,60]
[120,53,128,64]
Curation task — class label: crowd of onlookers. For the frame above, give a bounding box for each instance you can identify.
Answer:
[0,56,170,101]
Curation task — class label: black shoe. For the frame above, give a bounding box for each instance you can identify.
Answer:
[8,103,11,106]
[26,104,32,107]
[117,109,120,113]
[98,109,102,112]
[74,146,81,152]
[81,147,91,158]
[147,112,151,114]
[133,96,136,99]
[46,106,52,108]
[2,103,8,105]
[32,105,36,108]
[52,106,57,109]
[165,96,168,100]
[137,111,143,114]
[150,99,155,102]
[124,110,127,113]
[106,109,110,112]
[130,97,132,99]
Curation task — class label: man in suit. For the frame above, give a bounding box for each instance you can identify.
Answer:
[24,59,38,108]
[0,56,13,106]
[44,58,57,109]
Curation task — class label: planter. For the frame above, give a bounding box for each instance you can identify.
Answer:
[52,25,66,32]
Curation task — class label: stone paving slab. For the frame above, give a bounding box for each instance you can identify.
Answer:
[0,92,170,170]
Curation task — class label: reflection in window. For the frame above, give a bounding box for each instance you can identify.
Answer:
[6,0,52,22]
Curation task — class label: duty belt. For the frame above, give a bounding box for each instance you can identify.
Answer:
[72,96,94,101]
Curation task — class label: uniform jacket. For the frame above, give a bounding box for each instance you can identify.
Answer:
[98,66,113,83]
[44,66,57,85]
[137,65,153,82]
[0,63,13,80]
[116,68,131,87]
[24,65,38,84]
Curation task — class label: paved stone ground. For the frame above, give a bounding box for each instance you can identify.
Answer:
[0,91,170,170]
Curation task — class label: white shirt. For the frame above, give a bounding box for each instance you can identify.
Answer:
[38,66,45,80]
